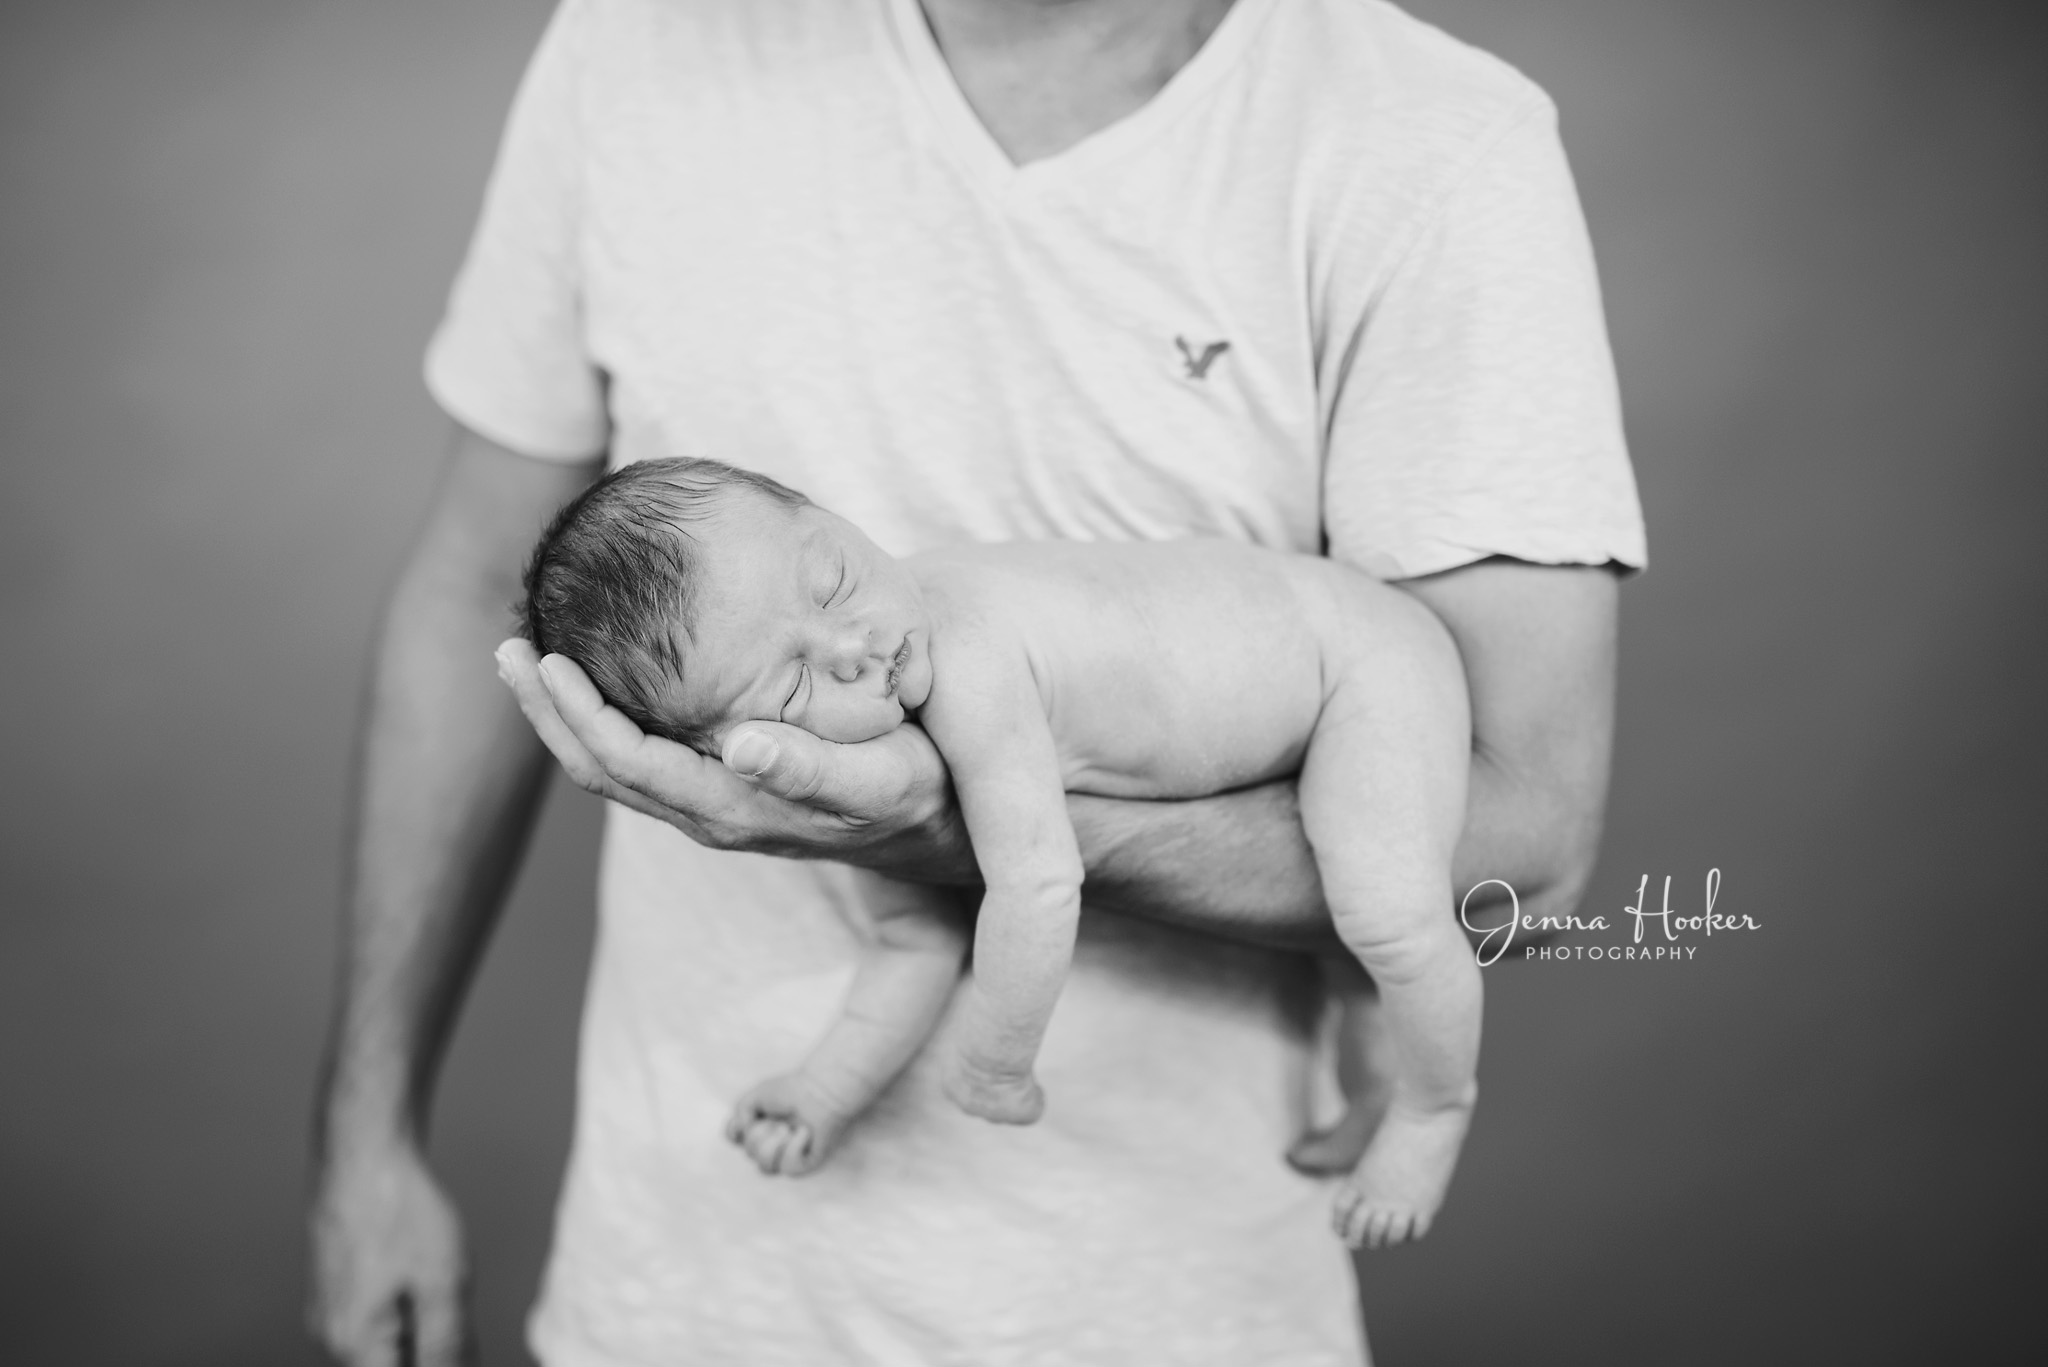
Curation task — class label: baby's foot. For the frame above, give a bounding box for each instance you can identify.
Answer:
[724,1072,855,1176]
[1287,1097,1385,1176]
[1331,1104,1473,1249]
[1290,962,1394,1175]
[942,1056,1045,1126]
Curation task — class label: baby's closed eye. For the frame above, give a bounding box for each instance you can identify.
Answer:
[780,664,810,720]
[817,555,848,608]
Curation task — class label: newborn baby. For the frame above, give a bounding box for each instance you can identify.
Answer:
[522,457,1480,1248]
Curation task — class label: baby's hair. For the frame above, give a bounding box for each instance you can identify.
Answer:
[519,456,811,754]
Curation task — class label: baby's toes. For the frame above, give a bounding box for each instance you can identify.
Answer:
[1366,1207,1430,1249]
[1332,1172,1443,1250]
[1393,1210,1430,1245]
[1332,1186,1369,1247]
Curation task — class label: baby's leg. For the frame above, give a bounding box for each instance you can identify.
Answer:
[727,878,970,1176]
[1299,585,1478,1248]
[1286,956,1394,1176]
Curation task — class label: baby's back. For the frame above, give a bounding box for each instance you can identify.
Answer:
[910,540,1359,800]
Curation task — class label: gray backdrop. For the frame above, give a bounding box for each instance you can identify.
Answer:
[2,1,2042,1363]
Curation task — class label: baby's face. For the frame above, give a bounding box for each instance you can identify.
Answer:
[663,495,934,748]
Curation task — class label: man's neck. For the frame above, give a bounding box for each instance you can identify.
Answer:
[918,0,1237,166]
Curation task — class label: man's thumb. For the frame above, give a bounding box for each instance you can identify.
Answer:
[723,728,781,778]
[723,724,833,805]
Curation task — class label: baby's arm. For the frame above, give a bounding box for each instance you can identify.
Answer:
[727,880,968,1175]
[919,627,1084,1126]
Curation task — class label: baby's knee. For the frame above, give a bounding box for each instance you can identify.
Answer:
[1332,901,1466,985]
[1329,573,1462,674]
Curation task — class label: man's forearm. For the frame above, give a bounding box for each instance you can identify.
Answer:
[327,638,541,1155]
[1067,784,1332,950]
[318,437,597,1153]
[320,573,553,1151]
[1068,758,1597,954]
[1445,748,1603,941]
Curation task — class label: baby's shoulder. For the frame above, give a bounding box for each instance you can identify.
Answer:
[918,605,1054,761]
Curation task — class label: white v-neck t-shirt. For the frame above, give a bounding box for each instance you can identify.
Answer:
[426,1,1645,1363]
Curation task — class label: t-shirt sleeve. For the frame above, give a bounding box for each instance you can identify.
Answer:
[423,0,610,462]
[1320,99,1647,580]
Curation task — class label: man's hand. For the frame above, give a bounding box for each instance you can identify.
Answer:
[308,1140,471,1367]
[495,639,978,883]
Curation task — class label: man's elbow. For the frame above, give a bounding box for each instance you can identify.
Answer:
[1457,805,1606,953]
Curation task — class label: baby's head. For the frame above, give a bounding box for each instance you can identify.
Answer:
[521,457,934,755]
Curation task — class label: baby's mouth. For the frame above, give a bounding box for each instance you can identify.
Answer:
[885,638,910,695]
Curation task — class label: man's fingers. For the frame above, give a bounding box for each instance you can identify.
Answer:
[312,1282,468,1367]
[723,720,936,824]
[510,648,947,855]
[534,650,650,763]
[496,642,682,823]
[495,640,605,789]
[536,652,721,795]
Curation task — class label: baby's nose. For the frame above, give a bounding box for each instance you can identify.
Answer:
[826,627,874,682]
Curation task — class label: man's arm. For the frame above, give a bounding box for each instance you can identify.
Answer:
[501,559,1618,952]
[308,427,599,1367]
[1400,559,1619,934]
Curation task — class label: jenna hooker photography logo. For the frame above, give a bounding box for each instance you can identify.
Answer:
[1460,870,1757,967]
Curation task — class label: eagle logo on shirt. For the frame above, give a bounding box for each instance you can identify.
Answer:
[1174,336,1231,380]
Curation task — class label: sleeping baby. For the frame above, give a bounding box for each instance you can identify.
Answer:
[520,457,1481,1248]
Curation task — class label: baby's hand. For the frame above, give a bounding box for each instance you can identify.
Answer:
[724,1073,855,1176]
